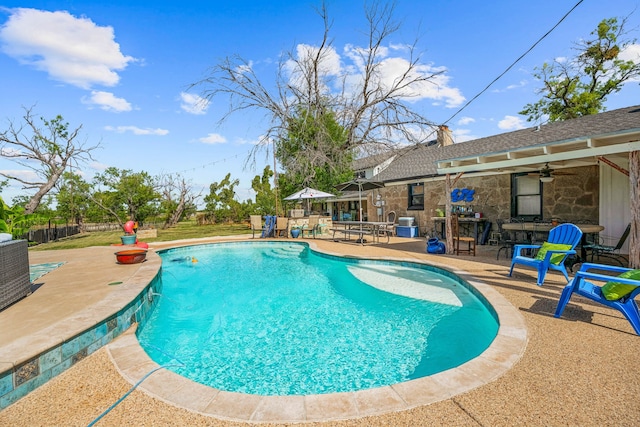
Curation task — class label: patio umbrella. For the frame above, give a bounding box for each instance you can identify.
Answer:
[335,178,385,241]
[284,187,335,214]
[283,187,335,200]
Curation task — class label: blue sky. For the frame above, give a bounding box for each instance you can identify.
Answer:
[1,0,639,205]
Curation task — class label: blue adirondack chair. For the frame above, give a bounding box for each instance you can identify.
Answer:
[554,263,640,335]
[509,223,582,286]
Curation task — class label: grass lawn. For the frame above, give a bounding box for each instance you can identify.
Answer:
[29,221,251,251]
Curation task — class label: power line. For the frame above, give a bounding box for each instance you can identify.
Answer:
[172,152,243,175]
[167,150,260,182]
[442,0,585,125]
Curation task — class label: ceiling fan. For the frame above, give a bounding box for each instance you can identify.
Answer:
[528,163,576,181]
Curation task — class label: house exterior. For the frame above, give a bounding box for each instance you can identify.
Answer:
[342,105,640,254]
[326,151,401,221]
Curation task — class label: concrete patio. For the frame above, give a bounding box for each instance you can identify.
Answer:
[0,235,638,426]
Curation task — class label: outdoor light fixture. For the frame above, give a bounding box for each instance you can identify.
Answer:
[540,176,554,183]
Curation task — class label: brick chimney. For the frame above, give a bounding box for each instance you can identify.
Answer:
[437,125,454,147]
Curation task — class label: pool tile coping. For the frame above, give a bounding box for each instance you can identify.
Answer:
[107,241,528,423]
[0,249,163,409]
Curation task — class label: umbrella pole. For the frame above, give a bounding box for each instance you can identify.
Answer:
[359,185,364,244]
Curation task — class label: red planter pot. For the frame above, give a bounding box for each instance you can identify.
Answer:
[114,249,147,264]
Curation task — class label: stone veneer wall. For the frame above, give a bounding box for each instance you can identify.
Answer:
[368,165,599,237]
[0,274,162,409]
[541,165,599,222]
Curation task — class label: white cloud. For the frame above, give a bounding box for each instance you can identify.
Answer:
[82,91,132,112]
[88,161,109,171]
[0,147,23,157]
[344,44,466,107]
[498,115,526,130]
[0,169,39,182]
[452,129,478,143]
[620,43,640,82]
[620,43,640,62]
[179,92,210,115]
[285,42,465,109]
[285,44,342,93]
[234,136,259,145]
[0,8,135,89]
[199,133,227,144]
[506,80,527,90]
[388,42,410,52]
[234,60,254,74]
[457,116,475,126]
[104,125,169,135]
[232,134,272,146]
[493,80,528,93]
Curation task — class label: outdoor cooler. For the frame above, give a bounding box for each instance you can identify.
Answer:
[398,216,416,226]
[396,217,418,237]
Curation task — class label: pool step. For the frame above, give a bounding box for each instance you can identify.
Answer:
[264,245,305,259]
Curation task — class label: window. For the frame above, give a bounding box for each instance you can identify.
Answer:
[354,170,366,179]
[408,183,424,210]
[511,173,541,220]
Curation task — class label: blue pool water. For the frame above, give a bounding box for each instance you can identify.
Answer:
[137,242,499,396]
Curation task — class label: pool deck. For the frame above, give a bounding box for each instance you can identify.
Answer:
[1,235,639,426]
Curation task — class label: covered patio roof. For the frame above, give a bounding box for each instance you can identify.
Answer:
[436,128,640,175]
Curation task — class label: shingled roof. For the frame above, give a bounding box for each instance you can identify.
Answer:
[375,105,640,182]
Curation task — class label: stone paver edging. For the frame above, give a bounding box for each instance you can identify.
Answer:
[108,241,527,423]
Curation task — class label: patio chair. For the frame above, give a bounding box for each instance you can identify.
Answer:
[302,215,320,238]
[531,219,551,245]
[452,214,475,256]
[583,223,630,267]
[554,263,640,335]
[509,223,582,286]
[496,218,528,259]
[274,217,289,238]
[250,215,263,238]
[377,211,396,242]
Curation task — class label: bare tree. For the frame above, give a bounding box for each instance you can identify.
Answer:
[192,2,440,177]
[157,173,200,229]
[0,107,99,214]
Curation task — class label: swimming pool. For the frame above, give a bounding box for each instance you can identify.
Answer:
[137,241,499,396]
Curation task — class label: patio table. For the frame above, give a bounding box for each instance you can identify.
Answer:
[432,216,488,244]
[502,222,604,265]
[331,221,394,244]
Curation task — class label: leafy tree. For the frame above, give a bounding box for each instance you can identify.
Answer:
[251,166,276,215]
[204,173,243,223]
[10,194,53,217]
[55,172,93,228]
[276,109,353,192]
[86,190,124,224]
[92,167,159,226]
[0,107,99,213]
[521,17,640,123]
